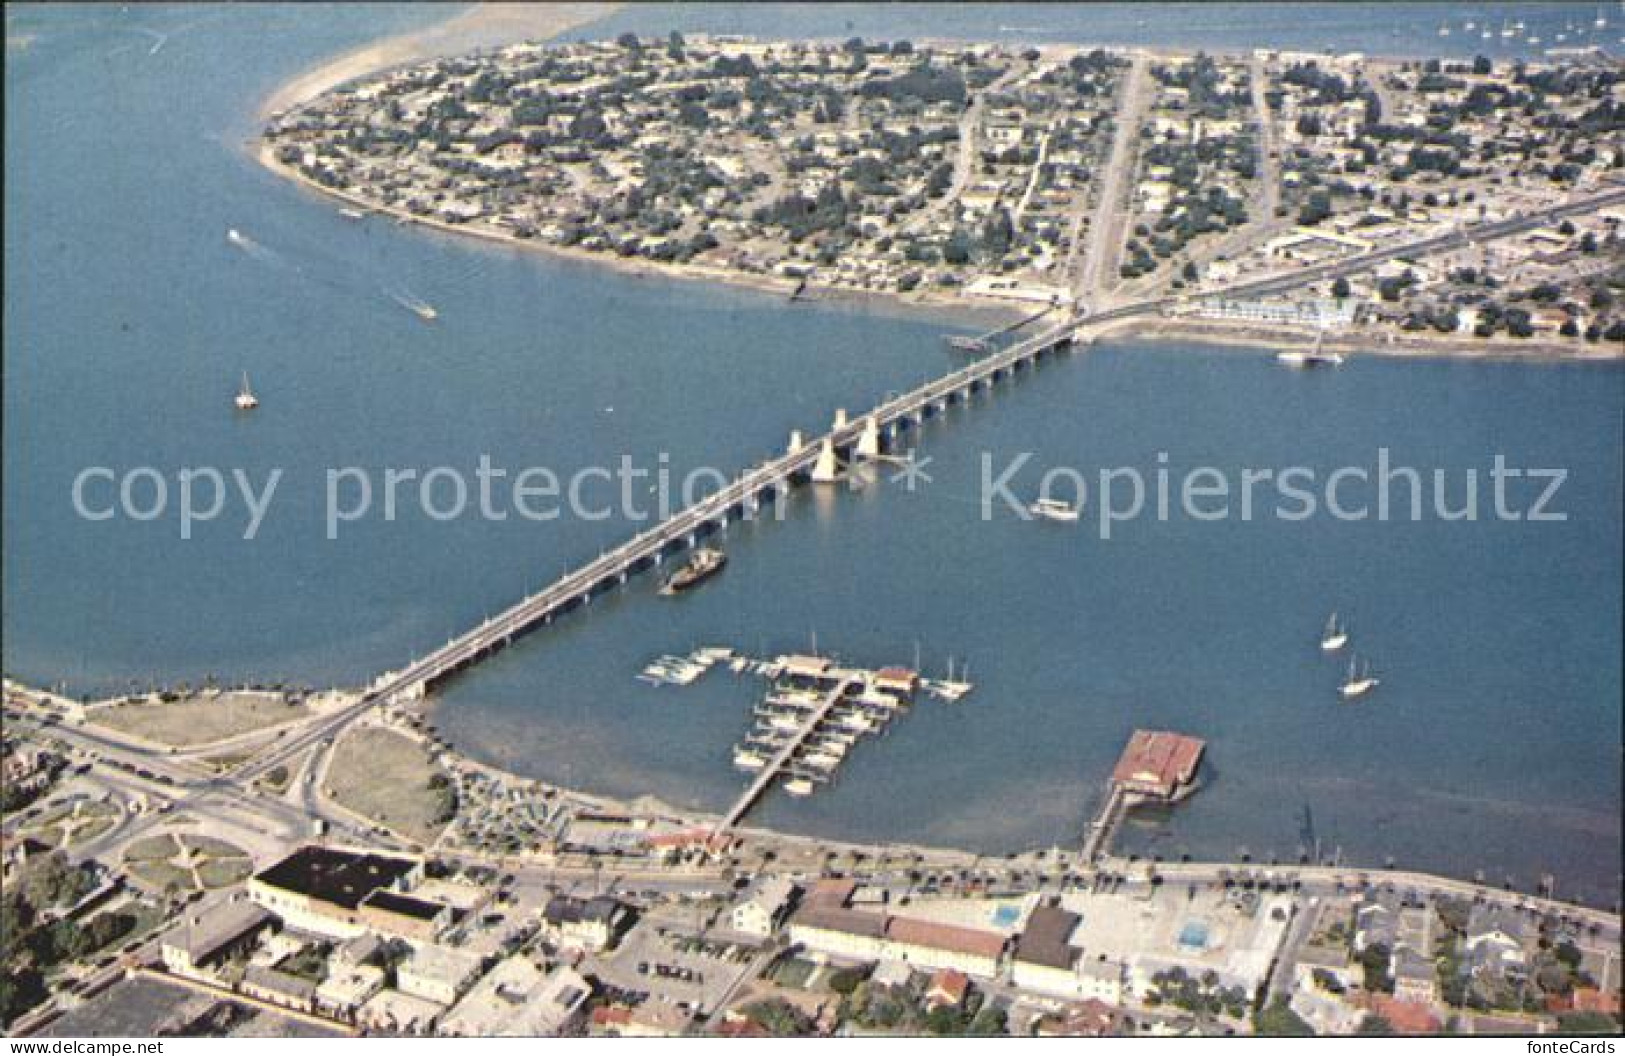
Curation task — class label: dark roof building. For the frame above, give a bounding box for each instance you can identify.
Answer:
[1015,905,1081,971]
[253,847,420,910]
[249,846,426,939]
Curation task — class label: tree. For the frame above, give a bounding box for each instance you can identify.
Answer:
[968,1004,1008,1036]
[1253,997,1315,1036]
[1358,1014,1396,1034]
[1331,276,1351,299]
[1557,1012,1622,1034]
[1361,943,1394,993]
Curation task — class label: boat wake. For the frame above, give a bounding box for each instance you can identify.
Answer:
[225,226,277,263]
[386,287,438,322]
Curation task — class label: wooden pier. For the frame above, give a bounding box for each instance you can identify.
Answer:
[717,677,858,833]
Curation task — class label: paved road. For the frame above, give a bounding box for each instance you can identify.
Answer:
[1074,52,1151,307]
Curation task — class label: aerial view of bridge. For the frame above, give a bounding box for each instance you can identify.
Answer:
[232,181,1625,795]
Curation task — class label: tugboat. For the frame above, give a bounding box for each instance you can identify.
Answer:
[660,547,726,595]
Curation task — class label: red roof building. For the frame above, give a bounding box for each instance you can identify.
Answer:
[1367,995,1442,1035]
[1110,730,1206,800]
[925,968,971,1010]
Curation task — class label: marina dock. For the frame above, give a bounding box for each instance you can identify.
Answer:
[718,674,858,833]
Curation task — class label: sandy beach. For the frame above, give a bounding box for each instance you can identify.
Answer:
[258,2,621,119]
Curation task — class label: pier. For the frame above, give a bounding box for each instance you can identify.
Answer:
[717,676,857,833]
[1082,785,1129,862]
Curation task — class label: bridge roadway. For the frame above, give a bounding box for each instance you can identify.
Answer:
[718,677,859,835]
[345,312,1112,705]
[232,183,1624,790]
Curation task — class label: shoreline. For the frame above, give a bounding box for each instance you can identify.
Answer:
[256,145,1624,364]
[252,18,1622,362]
[14,674,1619,920]
[257,3,623,121]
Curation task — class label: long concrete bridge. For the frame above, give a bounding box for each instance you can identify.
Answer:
[355,306,1144,709]
[231,184,1625,788]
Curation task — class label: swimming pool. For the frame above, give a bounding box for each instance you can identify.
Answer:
[1177,920,1210,949]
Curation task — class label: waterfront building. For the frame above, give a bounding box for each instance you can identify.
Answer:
[1110,730,1206,801]
[788,884,1007,979]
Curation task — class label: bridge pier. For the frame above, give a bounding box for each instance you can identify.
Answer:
[810,436,842,484]
[856,416,882,460]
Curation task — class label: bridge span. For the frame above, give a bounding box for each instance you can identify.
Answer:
[355,307,1140,710]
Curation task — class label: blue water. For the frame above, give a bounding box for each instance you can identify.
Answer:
[5,4,1620,904]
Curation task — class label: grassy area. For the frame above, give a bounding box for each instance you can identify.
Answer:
[122,832,251,893]
[324,726,452,844]
[197,857,254,889]
[180,834,246,858]
[126,858,193,893]
[89,691,310,748]
[123,834,181,861]
[770,956,818,989]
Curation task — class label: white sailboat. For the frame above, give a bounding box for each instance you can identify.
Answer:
[234,371,259,411]
[1338,656,1380,700]
[1320,612,1348,652]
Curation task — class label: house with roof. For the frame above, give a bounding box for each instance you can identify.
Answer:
[1291,971,1365,1035]
[1012,905,1082,998]
[540,894,629,952]
[731,877,797,941]
[1392,947,1438,1005]
[1033,999,1128,1037]
[1111,730,1205,801]
[1353,897,1400,954]
[396,943,485,1007]
[241,965,318,1013]
[1462,906,1531,984]
[315,962,387,1019]
[924,968,971,1011]
[440,958,592,1037]
[160,898,273,981]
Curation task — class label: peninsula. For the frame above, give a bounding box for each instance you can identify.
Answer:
[260,32,1625,359]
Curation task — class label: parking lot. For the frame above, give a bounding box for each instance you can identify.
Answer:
[586,921,760,1015]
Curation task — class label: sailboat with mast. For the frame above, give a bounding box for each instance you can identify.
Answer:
[1338,656,1379,700]
[1320,612,1348,652]
[234,371,259,411]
